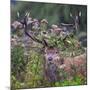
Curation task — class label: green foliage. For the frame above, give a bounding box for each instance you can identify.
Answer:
[11,75,22,89]
[54,75,86,87]
[11,46,86,88]
[11,45,25,76]
[11,1,87,88]
[23,50,44,88]
[47,34,85,56]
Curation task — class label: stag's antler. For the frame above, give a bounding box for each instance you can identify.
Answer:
[25,30,42,44]
[60,23,74,26]
[25,29,49,47]
[17,11,20,18]
[23,12,48,47]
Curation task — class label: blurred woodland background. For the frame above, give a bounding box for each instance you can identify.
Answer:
[11,1,87,31]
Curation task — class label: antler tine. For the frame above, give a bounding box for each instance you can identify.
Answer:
[70,13,72,17]
[79,11,81,16]
[43,39,48,47]
[25,12,28,16]
[27,12,30,17]
[23,11,49,47]
[17,11,20,18]
[25,30,44,45]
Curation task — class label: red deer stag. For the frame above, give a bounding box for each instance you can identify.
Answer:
[23,14,86,82]
[11,12,86,82]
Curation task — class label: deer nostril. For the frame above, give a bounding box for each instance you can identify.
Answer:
[48,57,53,61]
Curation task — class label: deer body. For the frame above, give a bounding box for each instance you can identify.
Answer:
[63,53,86,77]
[44,46,86,81]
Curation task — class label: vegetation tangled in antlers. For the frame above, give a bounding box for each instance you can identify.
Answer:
[20,12,85,57]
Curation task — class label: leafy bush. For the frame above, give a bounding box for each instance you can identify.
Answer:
[47,34,85,56]
[11,75,22,89]
[11,45,86,88]
[23,50,45,88]
[54,75,86,87]
[11,45,25,78]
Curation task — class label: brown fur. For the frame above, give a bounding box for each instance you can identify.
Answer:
[44,47,86,80]
[57,53,87,78]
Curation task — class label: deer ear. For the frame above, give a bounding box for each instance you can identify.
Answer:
[70,13,72,17]
[79,11,81,16]
[17,11,20,18]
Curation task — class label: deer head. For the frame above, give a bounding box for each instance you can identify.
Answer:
[44,47,59,62]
